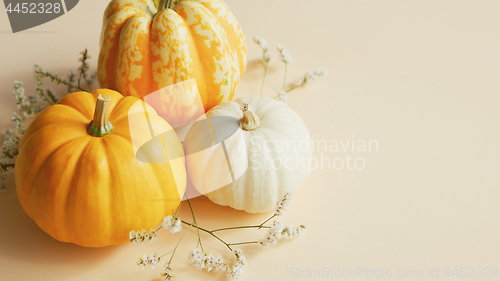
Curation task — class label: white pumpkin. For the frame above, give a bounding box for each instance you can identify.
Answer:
[183,96,312,213]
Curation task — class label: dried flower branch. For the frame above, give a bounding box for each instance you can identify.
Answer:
[253,36,272,97]
[289,68,328,92]
[131,193,305,280]
[277,44,293,92]
[0,49,97,194]
[253,37,326,103]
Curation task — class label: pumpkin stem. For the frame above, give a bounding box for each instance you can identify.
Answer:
[239,103,260,131]
[88,95,114,137]
[158,0,175,11]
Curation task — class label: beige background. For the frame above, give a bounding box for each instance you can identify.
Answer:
[1,0,500,280]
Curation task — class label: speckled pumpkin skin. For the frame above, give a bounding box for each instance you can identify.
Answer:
[98,0,247,115]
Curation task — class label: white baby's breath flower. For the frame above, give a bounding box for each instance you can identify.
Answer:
[137,252,161,269]
[259,231,279,248]
[254,36,272,66]
[205,253,215,272]
[270,220,285,236]
[233,248,246,265]
[2,134,20,158]
[275,192,292,216]
[137,255,147,269]
[188,248,205,270]
[226,249,246,279]
[295,68,328,88]
[163,215,182,233]
[130,228,157,245]
[227,263,244,280]
[264,51,272,63]
[10,113,26,135]
[148,252,160,269]
[211,256,227,272]
[278,91,289,103]
[259,221,305,248]
[253,36,269,51]
[281,225,295,239]
[160,265,175,281]
[277,44,293,64]
[188,249,229,272]
[148,228,158,242]
[294,225,306,237]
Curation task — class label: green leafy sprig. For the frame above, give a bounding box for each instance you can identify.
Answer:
[0,49,97,193]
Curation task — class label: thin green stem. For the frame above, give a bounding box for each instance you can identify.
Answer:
[258,214,276,229]
[228,241,259,246]
[158,0,175,11]
[282,64,288,92]
[174,200,183,218]
[186,198,204,251]
[159,250,174,259]
[168,221,194,264]
[180,220,233,251]
[211,225,270,233]
[286,85,300,93]
[260,64,268,97]
[35,69,87,92]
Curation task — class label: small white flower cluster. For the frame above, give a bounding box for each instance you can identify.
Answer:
[277,44,293,64]
[129,229,158,245]
[13,81,30,110]
[188,248,228,272]
[226,249,247,280]
[11,114,26,135]
[278,91,289,103]
[259,221,305,248]
[2,128,20,159]
[1,51,99,193]
[162,215,182,233]
[160,265,175,281]
[137,252,160,269]
[294,68,328,88]
[187,248,247,279]
[0,157,15,173]
[0,127,18,194]
[275,192,292,216]
[253,36,272,63]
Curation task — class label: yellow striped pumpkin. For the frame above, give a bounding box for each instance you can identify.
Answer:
[98,0,247,125]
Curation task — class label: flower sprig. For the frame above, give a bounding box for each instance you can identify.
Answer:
[0,49,97,194]
[131,193,305,280]
[253,36,327,103]
[253,37,272,97]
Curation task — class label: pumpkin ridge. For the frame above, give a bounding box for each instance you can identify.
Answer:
[174,5,206,93]
[175,1,228,109]
[101,135,118,245]
[62,137,105,246]
[56,92,99,120]
[27,135,92,242]
[16,124,87,219]
[19,104,91,150]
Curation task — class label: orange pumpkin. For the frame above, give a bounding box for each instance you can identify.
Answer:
[15,89,186,247]
[98,0,247,125]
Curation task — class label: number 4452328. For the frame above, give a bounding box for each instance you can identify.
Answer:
[6,3,62,14]
[444,267,498,278]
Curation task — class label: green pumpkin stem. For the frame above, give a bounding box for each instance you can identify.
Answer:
[158,0,175,11]
[239,103,261,131]
[88,95,114,137]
